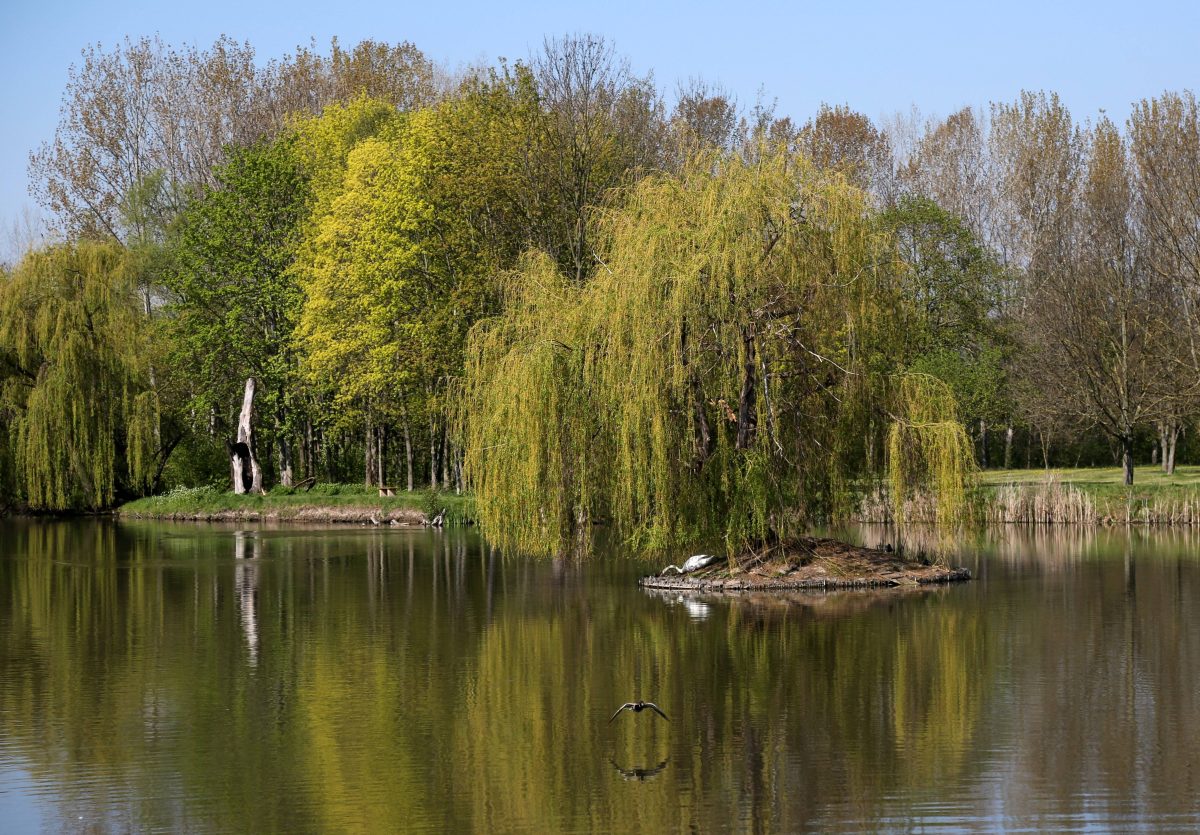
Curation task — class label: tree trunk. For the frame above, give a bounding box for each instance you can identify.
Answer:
[1152,442,1160,467]
[304,418,315,481]
[377,425,386,487]
[277,411,294,488]
[979,418,989,469]
[364,412,377,487]
[441,428,450,490]
[231,377,262,494]
[429,413,439,490]
[402,412,414,492]
[1121,434,1135,486]
[278,434,294,487]
[1003,425,1014,470]
[1159,421,1169,472]
[1167,422,1180,475]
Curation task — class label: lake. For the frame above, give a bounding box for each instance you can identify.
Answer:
[1,520,1198,832]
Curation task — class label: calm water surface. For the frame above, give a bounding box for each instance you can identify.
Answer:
[1,520,1199,833]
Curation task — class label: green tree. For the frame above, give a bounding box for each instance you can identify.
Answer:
[881,195,1011,466]
[164,136,311,485]
[293,97,507,488]
[0,241,157,508]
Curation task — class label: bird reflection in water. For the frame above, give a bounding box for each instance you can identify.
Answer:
[609,757,670,782]
[640,589,713,621]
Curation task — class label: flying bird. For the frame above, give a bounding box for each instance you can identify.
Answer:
[608,700,669,723]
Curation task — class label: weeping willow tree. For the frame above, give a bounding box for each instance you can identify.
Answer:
[0,241,158,509]
[462,147,971,557]
[887,374,975,526]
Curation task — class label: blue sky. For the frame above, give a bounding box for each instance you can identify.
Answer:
[2,0,1198,259]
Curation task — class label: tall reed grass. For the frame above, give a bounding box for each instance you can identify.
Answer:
[856,474,1200,526]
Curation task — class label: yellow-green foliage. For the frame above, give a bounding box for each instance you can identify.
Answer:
[886,374,975,525]
[289,95,404,221]
[290,96,499,432]
[0,241,157,509]
[295,130,427,407]
[463,147,972,556]
[460,253,600,555]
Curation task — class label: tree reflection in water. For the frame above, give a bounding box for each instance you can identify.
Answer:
[234,530,260,668]
[0,520,1198,831]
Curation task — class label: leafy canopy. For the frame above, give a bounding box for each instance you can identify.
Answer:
[0,241,157,508]
[462,148,972,556]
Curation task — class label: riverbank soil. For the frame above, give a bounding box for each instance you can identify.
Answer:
[639,537,970,591]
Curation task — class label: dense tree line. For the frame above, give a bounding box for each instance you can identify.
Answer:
[2,33,1198,523]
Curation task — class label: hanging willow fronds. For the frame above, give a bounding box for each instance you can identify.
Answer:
[461,146,971,556]
[0,241,158,509]
[886,373,975,526]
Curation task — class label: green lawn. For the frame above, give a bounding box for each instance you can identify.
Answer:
[978,465,1200,489]
[119,484,475,524]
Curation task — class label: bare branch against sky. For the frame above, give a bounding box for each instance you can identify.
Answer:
[2,0,1198,240]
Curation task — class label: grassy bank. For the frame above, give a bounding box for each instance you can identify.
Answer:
[861,465,1200,525]
[119,484,476,525]
[120,465,1200,529]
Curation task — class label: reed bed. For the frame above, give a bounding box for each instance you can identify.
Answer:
[856,474,1200,526]
[983,476,1097,524]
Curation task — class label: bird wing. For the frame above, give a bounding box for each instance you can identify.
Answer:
[645,702,669,721]
[608,703,633,724]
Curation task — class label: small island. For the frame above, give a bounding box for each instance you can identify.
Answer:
[639,537,970,592]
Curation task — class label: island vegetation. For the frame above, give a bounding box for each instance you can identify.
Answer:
[3,34,1200,560]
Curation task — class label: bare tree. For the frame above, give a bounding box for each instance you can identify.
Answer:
[1013,112,1170,484]
[1,206,49,270]
[30,36,259,240]
[989,92,1082,281]
[533,34,665,282]
[1130,90,1200,468]
[903,107,999,254]
[29,36,442,242]
[797,103,896,204]
[669,77,738,164]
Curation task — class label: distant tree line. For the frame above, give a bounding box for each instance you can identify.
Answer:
[2,33,1198,521]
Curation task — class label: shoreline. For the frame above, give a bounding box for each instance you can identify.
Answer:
[118,505,431,525]
[115,485,474,526]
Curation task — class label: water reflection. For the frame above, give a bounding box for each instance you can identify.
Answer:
[234,531,260,667]
[609,757,669,782]
[0,520,1198,831]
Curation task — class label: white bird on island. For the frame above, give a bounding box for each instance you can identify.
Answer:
[660,554,718,575]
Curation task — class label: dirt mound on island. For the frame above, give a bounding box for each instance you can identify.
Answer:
[639,536,970,591]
